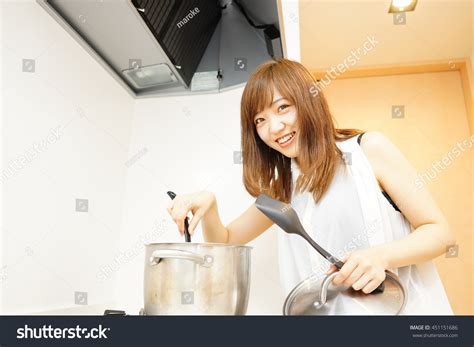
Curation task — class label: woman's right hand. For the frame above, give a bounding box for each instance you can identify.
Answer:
[166,191,216,236]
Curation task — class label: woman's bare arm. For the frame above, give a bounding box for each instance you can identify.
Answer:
[332,131,456,293]
[168,191,274,245]
[361,131,456,268]
[202,198,274,244]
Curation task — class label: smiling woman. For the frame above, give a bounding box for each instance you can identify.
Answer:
[240,59,362,203]
[167,58,455,315]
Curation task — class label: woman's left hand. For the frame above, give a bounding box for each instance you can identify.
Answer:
[327,248,389,294]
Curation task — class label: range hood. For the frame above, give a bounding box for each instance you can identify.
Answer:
[37,0,282,98]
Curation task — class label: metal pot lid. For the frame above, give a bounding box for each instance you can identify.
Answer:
[283,270,407,315]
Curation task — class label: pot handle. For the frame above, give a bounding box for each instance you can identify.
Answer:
[149,249,213,268]
[317,271,393,307]
[317,272,339,307]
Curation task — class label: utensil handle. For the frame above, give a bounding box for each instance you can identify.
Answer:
[167,190,191,242]
[184,217,191,242]
[301,232,384,293]
[373,282,385,293]
[149,249,213,267]
[299,229,344,267]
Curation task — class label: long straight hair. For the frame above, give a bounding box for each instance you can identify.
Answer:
[240,59,362,203]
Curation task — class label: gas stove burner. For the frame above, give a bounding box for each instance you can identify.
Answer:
[103,309,146,315]
[103,309,127,316]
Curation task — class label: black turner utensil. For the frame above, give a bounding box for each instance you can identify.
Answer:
[255,193,344,268]
[167,191,191,242]
[255,193,384,293]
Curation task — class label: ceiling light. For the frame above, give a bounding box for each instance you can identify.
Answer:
[388,0,418,13]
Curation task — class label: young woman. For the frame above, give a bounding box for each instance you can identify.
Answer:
[167,59,455,314]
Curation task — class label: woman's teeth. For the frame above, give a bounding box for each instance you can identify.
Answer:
[276,132,295,145]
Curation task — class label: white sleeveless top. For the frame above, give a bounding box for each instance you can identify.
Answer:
[277,135,453,314]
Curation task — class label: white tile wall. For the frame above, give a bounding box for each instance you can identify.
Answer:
[1,0,134,314]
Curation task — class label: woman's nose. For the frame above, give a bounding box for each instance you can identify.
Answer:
[269,116,285,134]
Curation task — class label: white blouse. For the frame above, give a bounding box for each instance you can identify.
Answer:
[277,135,453,314]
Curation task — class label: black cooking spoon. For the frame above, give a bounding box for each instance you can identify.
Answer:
[167,191,191,242]
[255,193,384,293]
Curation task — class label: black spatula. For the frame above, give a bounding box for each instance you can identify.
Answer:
[255,193,344,268]
[255,193,384,293]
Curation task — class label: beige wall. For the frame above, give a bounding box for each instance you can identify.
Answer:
[471,0,474,317]
[299,0,472,70]
[321,71,473,314]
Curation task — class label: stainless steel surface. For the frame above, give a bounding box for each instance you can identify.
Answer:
[283,270,407,315]
[149,249,213,267]
[144,243,251,315]
[37,0,276,98]
[37,0,184,96]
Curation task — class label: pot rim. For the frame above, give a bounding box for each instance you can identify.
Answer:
[144,242,253,249]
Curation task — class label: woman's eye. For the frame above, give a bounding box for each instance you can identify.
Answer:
[255,118,264,125]
[278,104,289,112]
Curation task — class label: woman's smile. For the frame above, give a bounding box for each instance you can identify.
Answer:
[275,131,296,148]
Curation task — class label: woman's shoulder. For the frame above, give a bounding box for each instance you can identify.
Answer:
[357,131,404,180]
[358,131,395,159]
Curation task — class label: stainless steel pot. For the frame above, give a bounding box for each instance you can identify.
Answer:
[283,270,407,315]
[143,243,252,315]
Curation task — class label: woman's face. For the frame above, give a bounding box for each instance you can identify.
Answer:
[254,90,299,158]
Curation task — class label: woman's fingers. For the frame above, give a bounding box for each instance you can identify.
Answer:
[168,198,193,234]
[362,279,383,294]
[166,192,215,237]
[175,209,189,234]
[166,202,180,235]
[332,258,357,285]
[188,210,203,235]
[329,251,387,293]
[326,264,337,275]
[343,265,365,287]
[351,272,373,291]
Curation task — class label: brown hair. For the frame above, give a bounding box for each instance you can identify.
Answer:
[240,59,362,203]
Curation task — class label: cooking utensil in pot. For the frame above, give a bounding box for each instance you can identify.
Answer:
[167,191,191,242]
[283,270,406,315]
[143,242,252,315]
[255,193,385,293]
